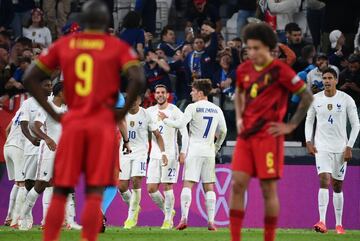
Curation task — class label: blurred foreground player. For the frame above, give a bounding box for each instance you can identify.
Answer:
[230,23,313,241]
[305,68,359,234]
[22,1,144,241]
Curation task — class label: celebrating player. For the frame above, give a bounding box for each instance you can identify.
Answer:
[147,84,189,229]
[229,23,313,241]
[3,106,26,227]
[22,1,144,240]
[305,68,360,234]
[119,95,168,229]
[158,79,227,231]
[19,79,52,229]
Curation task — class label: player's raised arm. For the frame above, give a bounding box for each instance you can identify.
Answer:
[160,104,193,129]
[116,65,145,121]
[23,64,60,122]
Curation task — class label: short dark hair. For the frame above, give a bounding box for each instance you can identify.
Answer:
[121,11,141,29]
[0,44,8,51]
[0,30,10,39]
[322,67,337,79]
[232,37,242,42]
[154,84,168,92]
[194,34,205,42]
[285,22,301,33]
[243,23,277,50]
[192,79,212,96]
[316,53,328,61]
[201,20,214,29]
[18,56,31,64]
[301,44,315,59]
[161,25,174,39]
[15,37,32,48]
[52,82,63,96]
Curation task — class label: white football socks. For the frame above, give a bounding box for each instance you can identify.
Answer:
[41,187,53,224]
[6,184,19,220]
[318,188,329,223]
[164,189,175,221]
[180,188,192,220]
[21,188,39,219]
[149,190,164,212]
[333,192,344,226]
[128,189,141,220]
[11,186,27,224]
[120,189,132,206]
[205,191,216,223]
[65,192,76,224]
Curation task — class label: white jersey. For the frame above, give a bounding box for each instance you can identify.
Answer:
[147,104,189,160]
[4,106,25,149]
[20,97,42,155]
[163,100,227,157]
[305,90,360,153]
[34,101,66,143]
[120,107,157,157]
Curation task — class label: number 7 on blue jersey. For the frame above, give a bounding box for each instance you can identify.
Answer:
[203,116,213,138]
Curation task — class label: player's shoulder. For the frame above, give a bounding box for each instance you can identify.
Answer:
[147,105,157,112]
[236,60,252,72]
[337,90,355,102]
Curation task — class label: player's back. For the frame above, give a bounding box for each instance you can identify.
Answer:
[5,107,25,149]
[187,100,225,157]
[37,32,138,125]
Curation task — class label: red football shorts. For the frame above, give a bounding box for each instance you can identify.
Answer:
[53,120,119,187]
[232,134,284,179]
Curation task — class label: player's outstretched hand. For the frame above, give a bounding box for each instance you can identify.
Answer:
[306,142,317,156]
[179,153,186,165]
[122,142,132,155]
[268,122,296,137]
[158,111,168,121]
[45,137,57,151]
[162,154,169,167]
[343,146,352,162]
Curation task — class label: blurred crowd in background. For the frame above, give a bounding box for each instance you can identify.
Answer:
[0,0,359,144]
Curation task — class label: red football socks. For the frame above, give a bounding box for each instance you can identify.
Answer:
[81,193,103,241]
[43,194,67,241]
[230,209,245,241]
[264,216,278,241]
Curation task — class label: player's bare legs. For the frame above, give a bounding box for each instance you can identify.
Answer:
[230,171,251,241]
[43,187,73,241]
[332,179,345,234]
[260,179,279,241]
[314,173,331,233]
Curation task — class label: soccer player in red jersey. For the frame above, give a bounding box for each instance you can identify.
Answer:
[23,1,144,241]
[229,23,313,241]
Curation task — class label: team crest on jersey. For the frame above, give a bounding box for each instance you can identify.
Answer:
[336,104,342,112]
[130,121,135,127]
[327,104,333,111]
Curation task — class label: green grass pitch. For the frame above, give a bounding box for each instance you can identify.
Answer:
[1,226,359,241]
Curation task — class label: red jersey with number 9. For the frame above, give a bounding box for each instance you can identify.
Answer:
[236,59,306,139]
[36,32,139,123]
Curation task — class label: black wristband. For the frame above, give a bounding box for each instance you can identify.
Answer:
[123,139,130,144]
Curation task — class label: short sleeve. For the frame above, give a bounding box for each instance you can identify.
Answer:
[20,101,30,122]
[278,62,306,94]
[34,108,47,124]
[118,40,140,73]
[35,41,60,75]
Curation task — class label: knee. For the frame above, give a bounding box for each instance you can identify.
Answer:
[231,179,247,195]
[319,175,331,188]
[332,181,343,193]
[118,185,128,193]
[132,177,143,189]
[147,185,158,194]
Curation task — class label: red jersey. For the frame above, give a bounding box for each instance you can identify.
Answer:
[36,32,139,124]
[236,59,306,139]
